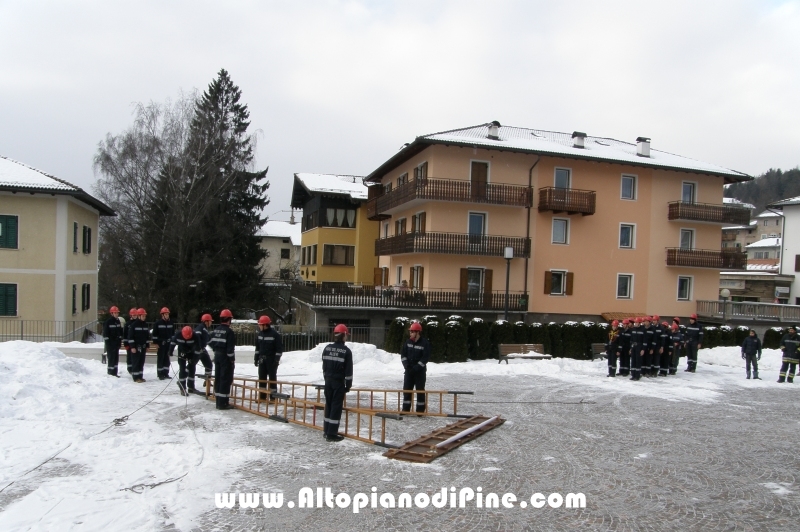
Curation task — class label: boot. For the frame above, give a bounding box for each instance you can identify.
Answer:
[753,374,761,380]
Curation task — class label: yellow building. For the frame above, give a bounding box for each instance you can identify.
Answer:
[0,156,115,327]
[290,173,378,287]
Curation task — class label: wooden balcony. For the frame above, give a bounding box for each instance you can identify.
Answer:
[721,232,738,242]
[668,201,751,225]
[537,187,596,215]
[366,177,532,220]
[292,283,530,312]
[665,248,747,270]
[375,232,531,258]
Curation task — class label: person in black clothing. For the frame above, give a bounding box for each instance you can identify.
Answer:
[401,321,432,413]
[254,315,284,401]
[668,323,683,375]
[172,326,204,394]
[606,320,622,377]
[630,318,644,381]
[321,324,353,442]
[618,319,632,377]
[194,313,214,383]
[152,307,176,380]
[210,309,236,409]
[124,307,137,376]
[103,306,123,377]
[127,308,151,383]
[657,322,671,377]
[778,326,800,383]
[741,329,762,380]
[684,313,704,372]
[641,316,655,378]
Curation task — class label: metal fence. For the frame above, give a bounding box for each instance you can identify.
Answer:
[0,320,101,343]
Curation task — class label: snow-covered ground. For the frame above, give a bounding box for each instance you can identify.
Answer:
[0,340,793,530]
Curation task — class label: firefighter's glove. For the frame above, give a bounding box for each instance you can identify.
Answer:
[344,386,351,393]
[741,353,746,360]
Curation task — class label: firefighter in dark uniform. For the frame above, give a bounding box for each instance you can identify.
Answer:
[171,326,204,395]
[102,305,123,377]
[254,315,284,401]
[194,313,214,382]
[651,315,664,377]
[618,319,632,377]
[684,313,704,372]
[606,320,622,377]
[642,316,654,378]
[401,321,431,413]
[127,308,151,383]
[152,307,176,380]
[778,326,800,383]
[668,322,683,375]
[658,322,671,376]
[741,329,762,380]
[322,324,353,442]
[630,318,644,381]
[210,309,236,409]
[124,307,137,376]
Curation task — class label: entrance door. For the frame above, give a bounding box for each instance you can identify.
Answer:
[471,162,488,201]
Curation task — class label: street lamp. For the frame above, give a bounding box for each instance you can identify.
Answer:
[720,288,731,323]
[504,246,514,321]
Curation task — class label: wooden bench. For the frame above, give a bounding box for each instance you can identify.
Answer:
[591,343,607,361]
[498,343,551,364]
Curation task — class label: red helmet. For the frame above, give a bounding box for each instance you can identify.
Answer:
[622,319,630,325]
[138,308,147,316]
[258,315,272,325]
[334,324,348,335]
[409,322,422,332]
[181,326,193,340]
[690,313,698,320]
[160,307,170,315]
[653,314,660,322]
[129,308,138,316]
[109,306,119,313]
[634,318,642,324]
[673,317,681,324]
[201,313,213,322]
[611,320,619,327]
[671,323,679,331]
[661,321,669,328]
[643,316,651,322]
[220,309,233,319]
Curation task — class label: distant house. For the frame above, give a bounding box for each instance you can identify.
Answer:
[257,219,301,280]
[0,156,115,323]
[770,196,800,304]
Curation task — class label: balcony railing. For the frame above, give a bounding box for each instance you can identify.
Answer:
[537,187,596,215]
[366,177,532,220]
[665,248,747,270]
[375,232,531,258]
[292,283,530,312]
[721,232,738,242]
[697,300,800,322]
[668,201,751,225]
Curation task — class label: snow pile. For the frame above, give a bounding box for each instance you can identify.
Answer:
[700,347,782,371]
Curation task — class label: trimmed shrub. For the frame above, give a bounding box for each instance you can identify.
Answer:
[513,321,529,343]
[561,321,589,359]
[546,322,564,357]
[425,320,447,363]
[764,327,785,349]
[445,319,469,362]
[718,325,735,347]
[490,320,516,359]
[529,323,547,346]
[384,317,410,354]
[702,326,722,349]
[468,318,492,360]
[734,326,750,347]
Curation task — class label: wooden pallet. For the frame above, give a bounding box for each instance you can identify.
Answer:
[383,415,505,463]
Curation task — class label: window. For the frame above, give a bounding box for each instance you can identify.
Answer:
[396,265,403,285]
[311,245,317,265]
[322,244,355,266]
[383,223,389,239]
[555,168,571,189]
[384,183,393,194]
[280,248,290,259]
[414,162,428,180]
[72,284,77,315]
[411,265,424,290]
[621,175,636,200]
[397,173,408,187]
[0,283,17,316]
[768,233,778,238]
[0,215,19,249]
[548,270,567,295]
[619,224,635,248]
[753,251,769,259]
[795,255,800,273]
[677,276,692,301]
[73,222,78,253]
[412,212,426,233]
[680,229,694,250]
[81,283,91,311]
[279,268,292,280]
[468,212,485,236]
[552,218,569,244]
[761,234,769,240]
[681,182,696,203]
[617,274,633,299]
[301,247,306,265]
[395,218,407,235]
[82,225,92,254]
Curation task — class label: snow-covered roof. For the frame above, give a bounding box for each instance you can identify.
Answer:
[0,156,115,215]
[723,197,755,209]
[722,224,750,230]
[721,268,779,276]
[366,122,751,183]
[747,238,781,248]
[294,173,367,200]
[756,210,781,218]
[770,195,800,207]
[257,220,302,246]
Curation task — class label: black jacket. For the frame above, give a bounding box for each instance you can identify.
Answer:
[194,323,211,349]
[400,337,432,371]
[127,319,151,347]
[779,333,800,360]
[741,336,762,356]
[255,327,284,365]
[322,340,353,386]
[685,322,704,344]
[152,318,176,346]
[619,328,632,351]
[171,331,203,358]
[103,316,123,343]
[209,324,236,362]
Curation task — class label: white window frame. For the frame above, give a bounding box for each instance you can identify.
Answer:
[681,181,697,204]
[620,174,637,200]
[552,218,569,245]
[679,228,695,250]
[677,276,693,301]
[550,270,567,296]
[554,167,571,189]
[616,273,633,299]
[467,211,488,235]
[619,223,636,249]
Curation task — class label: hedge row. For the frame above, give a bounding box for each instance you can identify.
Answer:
[384,317,785,362]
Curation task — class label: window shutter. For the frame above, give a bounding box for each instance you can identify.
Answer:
[403,218,408,234]
[420,162,428,179]
[374,267,384,286]
[460,269,468,292]
[413,166,419,180]
[483,269,493,307]
[418,266,424,290]
[419,212,426,234]
[544,271,552,294]
[795,255,800,272]
[411,215,417,233]
[86,283,91,310]
[565,272,574,295]
[87,228,92,254]
[7,216,17,249]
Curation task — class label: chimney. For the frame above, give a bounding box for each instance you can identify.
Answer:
[487,120,501,140]
[636,137,651,157]
[572,131,587,149]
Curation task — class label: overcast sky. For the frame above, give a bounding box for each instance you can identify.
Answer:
[2,1,799,221]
